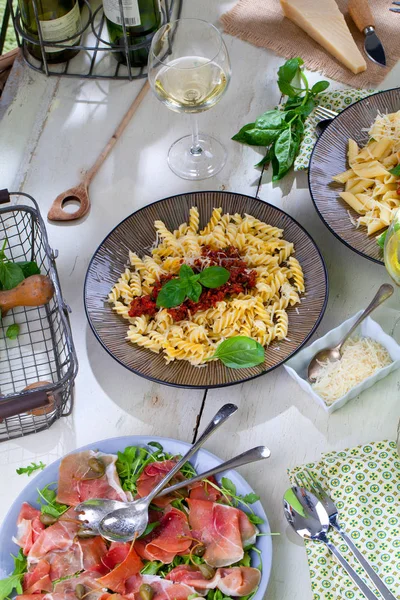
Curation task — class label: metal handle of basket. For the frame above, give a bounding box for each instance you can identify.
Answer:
[0,389,52,419]
[0,189,11,204]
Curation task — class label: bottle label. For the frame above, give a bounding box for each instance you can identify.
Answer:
[39,2,81,53]
[103,0,141,27]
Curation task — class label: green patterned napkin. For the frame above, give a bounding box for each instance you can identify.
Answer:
[288,441,400,600]
[294,89,375,171]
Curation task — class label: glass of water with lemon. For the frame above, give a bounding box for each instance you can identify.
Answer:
[384,209,400,285]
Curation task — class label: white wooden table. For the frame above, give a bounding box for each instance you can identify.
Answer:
[1,1,400,598]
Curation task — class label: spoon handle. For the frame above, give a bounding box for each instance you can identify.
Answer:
[157,445,271,497]
[336,529,397,600]
[145,404,238,503]
[338,284,394,353]
[324,539,378,600]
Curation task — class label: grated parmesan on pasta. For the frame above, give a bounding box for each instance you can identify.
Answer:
[311,336,392,405]
[333,110,400,237]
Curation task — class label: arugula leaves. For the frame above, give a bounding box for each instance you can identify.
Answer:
[220,477,262,511]
[0,549,27,600]
[37,483,68,518]
[156,265,230,309]
[0,239,40,291]
[207,337,265,369]
[116,442,197,495]
[16,461,46,476]
[232,56,330,180]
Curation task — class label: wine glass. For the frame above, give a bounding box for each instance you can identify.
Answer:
[148,18,231,180]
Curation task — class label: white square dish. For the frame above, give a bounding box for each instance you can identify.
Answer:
[284,311,400,413]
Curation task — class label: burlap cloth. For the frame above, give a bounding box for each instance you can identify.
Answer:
[221,0,399,88]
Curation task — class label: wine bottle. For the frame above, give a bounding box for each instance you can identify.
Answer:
[18,0,81,63]
[103,0,161,67]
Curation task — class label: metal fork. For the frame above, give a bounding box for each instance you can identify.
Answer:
[295,471,397,600]
[314,106,338,136]
[390,1,400,13]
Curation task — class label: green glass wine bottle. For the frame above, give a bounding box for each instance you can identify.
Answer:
[103,0,161,67]
[18,0,81,63]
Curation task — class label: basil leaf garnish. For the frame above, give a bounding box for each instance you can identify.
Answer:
[207,336,265,369]
[199,266,230,288]
[156,278,188,308]
[186,281,202,303]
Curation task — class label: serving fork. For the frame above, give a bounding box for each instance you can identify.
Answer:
[314,106,339,136]
[294,470,397,600]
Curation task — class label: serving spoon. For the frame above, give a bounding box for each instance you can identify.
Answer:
[308,283,394,382]
[283,486,378,600]
[75,445,270,535]
[96,404,237,542]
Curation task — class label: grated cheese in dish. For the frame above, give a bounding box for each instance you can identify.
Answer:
[311,336,392,406]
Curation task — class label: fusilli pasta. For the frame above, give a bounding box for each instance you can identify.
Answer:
[109,208,305,366]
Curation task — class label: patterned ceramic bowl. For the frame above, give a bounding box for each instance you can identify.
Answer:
[84,191,328,388]
[309,88,400,264]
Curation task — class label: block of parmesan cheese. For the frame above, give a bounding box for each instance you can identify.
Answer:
[280,0,366,74]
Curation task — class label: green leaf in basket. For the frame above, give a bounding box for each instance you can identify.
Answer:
[6,323,20,340]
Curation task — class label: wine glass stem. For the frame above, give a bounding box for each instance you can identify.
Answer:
[190,115,203,155]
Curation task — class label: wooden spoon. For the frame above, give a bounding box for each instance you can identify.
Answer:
[48,80,150,222]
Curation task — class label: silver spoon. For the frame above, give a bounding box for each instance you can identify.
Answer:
[308,283,394,382]
[75,445,270,535]
[283,486,378,600]
[98,403,237,542]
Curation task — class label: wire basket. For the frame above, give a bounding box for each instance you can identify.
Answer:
[0,190,78,441]
[7,0,182,80]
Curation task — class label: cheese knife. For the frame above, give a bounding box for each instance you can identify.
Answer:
[348,0,386,67]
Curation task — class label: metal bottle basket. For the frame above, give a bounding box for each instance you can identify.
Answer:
[0,190,78,441]
[7,0,182,80]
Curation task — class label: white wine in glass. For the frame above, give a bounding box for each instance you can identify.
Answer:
[148,19,231,180]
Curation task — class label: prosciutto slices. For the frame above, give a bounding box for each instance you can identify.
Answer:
[136,460,186,508]
[166,565,261,597]
[135,508,191,563]
[188,499,257,567]
[57,451,132,506]
[13,503,45,555]
[10,444,263,600]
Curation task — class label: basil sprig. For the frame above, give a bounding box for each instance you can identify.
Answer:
[207,336,265,369]
[232,57,329,181]
[156,264,230,309]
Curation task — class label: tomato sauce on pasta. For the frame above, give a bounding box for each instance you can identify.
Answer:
[128,247,257,322]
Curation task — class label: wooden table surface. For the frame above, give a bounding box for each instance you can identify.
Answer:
[1,1,400,598]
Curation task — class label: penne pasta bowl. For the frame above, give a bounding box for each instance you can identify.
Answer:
[309,87,400,264]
